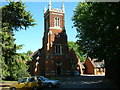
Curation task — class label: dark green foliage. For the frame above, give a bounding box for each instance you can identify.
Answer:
[72,2,120,84]
[0,1,35,80]
[2,1,36,31]
[68,41,86,62]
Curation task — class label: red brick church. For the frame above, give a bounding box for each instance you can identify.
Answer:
[28,2,81,76]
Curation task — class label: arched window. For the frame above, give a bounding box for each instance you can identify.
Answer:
[54,17,60,27]
[55,18,57,26]
[55,44,62,55]
[57,18,60,26]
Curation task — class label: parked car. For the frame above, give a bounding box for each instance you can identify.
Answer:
[37,76,61,88]
[71,71,80,76]
[10,76,42,90]
[10,76,61,90]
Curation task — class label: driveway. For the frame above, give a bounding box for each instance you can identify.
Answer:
[0,75,117,90]
[59,75,116,88]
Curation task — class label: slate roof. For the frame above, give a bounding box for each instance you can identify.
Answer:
[91,58,105,68]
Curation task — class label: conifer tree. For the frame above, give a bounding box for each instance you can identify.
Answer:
[0,1,36,80]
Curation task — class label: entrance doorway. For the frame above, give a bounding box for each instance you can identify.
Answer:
[57,66,61,76]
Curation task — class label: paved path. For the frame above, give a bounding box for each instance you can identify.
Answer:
[0,75,117,90]
[59,75,116,88]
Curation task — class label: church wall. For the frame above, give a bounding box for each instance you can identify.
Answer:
[29,2,80,76]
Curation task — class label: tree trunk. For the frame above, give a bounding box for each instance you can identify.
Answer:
[105,60,112,79]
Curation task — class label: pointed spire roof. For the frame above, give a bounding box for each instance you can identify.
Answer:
[48,0,52,11]
[44,1,64,13]
[44,6,47,13]
[62,2,65,13]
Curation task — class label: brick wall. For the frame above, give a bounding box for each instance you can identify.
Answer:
[28,4,80,76]
[84,57,95,74]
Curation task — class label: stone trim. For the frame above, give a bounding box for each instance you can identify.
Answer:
[49,27,62,30]
[52,12,63,16]
[44,14,49,19]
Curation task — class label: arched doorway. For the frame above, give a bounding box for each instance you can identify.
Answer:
[56,61,62,76]
[57,66,61,76]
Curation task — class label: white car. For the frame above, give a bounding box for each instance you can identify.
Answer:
[37,76,61,88]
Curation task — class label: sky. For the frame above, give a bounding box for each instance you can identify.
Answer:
[2,1,80,53]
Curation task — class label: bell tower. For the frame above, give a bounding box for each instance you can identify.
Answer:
[42,1,71,76]
[28,1,81,77]
[43,1,66,54]
[44,1,65,29]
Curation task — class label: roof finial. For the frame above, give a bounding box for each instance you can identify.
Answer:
[48,0,52,11]
[62,2,65,13]
[44,6,47,13]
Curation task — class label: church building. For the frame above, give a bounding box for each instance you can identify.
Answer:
[28,2,81,76]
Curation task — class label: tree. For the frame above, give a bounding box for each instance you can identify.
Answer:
[68,41,86,62]
[25,50,33,56]
[72,2,120,82]
[0,1,36,80]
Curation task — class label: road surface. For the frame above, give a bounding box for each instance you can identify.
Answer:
[0,75,117,90]
[59,75,116,88]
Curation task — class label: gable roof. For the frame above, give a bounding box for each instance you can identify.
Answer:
[85,57,105,68]
[30,48,43,59]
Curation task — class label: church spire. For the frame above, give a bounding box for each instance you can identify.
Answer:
[48,0,52,11]
[44,6,47,13]
[62,2,65,13]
